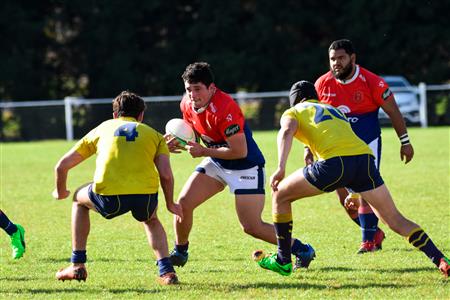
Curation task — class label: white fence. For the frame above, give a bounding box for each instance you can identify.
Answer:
[1,83,449,141]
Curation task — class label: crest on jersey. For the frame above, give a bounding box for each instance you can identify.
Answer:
[352,91,363,103]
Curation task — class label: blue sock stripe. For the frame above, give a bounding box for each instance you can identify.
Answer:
[157,257,175,276]
[71,250,87,263]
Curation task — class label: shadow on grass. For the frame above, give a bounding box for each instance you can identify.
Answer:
[186,281,416,291]
[5,285,184,295]
[0,276,37,282]
[320,266,435,274]
[40,257,151,263]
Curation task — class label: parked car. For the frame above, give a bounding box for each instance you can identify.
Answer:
[379,75,420,124]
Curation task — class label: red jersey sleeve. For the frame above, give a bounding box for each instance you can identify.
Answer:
[217,100,245,140]
[365,70,392,106]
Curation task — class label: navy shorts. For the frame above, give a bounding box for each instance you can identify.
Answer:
[303,154,384,193]
[88,185,158,222]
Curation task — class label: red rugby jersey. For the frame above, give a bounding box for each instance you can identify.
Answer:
[315,65,391,115]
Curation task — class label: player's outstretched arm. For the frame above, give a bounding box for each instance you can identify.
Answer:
[154,154,183,221]
[271,116,298,191]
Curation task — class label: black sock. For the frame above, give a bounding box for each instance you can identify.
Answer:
[408,228,444,267]
[0,211,18,236]
[175,242,189,254]
[273,213,292,265]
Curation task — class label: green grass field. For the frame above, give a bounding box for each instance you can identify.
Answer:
[0,127,449,299]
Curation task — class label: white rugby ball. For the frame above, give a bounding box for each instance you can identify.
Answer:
[165,118,196,146]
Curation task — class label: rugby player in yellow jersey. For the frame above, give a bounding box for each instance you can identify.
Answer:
[254,81,449,278]
[52,91,183,285]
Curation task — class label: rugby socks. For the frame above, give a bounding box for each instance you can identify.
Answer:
[407,228,444,267]
[71,250,87,264]
[0,211,18,236]
[273,213,293,265]
[157,257,176,276]
[175,242,189,254]
[358,205,378,242]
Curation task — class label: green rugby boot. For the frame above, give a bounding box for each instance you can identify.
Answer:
[10,224,26,259]
[253,250,292,276]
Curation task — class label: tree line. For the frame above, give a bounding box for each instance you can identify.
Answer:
[1,0,449,101]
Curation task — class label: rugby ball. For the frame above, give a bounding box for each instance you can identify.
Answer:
[165,118,196,146]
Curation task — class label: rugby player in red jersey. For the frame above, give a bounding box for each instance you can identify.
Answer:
[166,62,315,270]
[315,39,414,253]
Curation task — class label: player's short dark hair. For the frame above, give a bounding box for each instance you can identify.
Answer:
[289,80,318,107]
[112,91,146,118]
[328,39,355,55]
[182,62,214,87]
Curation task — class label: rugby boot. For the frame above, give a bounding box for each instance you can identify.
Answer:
[169,249,188,267]
[439,257,449,278]
[10,224,26,259]
[253,250,292,276]
[157,272,179,285]
[293,243,316,270]
[357,241,379,254]
[56,264,88,282]
[374,228,386,250]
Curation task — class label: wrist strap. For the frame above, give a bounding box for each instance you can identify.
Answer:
[399,133,410,145]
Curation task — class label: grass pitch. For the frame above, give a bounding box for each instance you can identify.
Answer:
[0,127,449,299]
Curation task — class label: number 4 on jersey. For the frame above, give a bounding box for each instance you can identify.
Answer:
[114,123,138,141]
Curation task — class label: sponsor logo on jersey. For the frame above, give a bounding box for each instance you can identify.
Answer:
[378,80,385,88]
[337,105,351,114]
[240,175,256,180]
[382,88,392,101]
[347,117,359,123]
[322,92,336,97]
[224,124,240,137]
[226,113,233,122]
[359,74,366,82]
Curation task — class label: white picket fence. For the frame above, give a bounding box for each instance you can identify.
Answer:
[1,83,449,141]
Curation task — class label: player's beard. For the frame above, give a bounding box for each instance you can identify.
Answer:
[331,62,353,81]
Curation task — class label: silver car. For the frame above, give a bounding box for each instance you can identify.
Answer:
[379,75,420,124]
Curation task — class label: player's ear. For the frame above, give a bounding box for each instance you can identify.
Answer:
[350,53,356,64]
[208,83,216,93]
[113,111,118,119]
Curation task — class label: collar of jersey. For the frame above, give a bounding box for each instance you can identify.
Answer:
[118,116,137,122]
[336,64,360,85]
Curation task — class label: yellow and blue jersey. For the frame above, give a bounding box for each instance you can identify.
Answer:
[72,117,169,195]
[282,100,373,160]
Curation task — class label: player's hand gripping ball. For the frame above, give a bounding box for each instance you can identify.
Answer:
[165,118,196,146]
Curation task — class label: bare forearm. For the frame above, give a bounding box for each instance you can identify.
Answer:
[202,146,247,160]
[160,176,174,206]
[277,129,293,170]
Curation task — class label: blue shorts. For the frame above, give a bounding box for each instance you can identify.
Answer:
[88,185,158,222]
[303,154,384,193]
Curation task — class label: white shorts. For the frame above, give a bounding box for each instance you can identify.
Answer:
[195,157,265,195]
